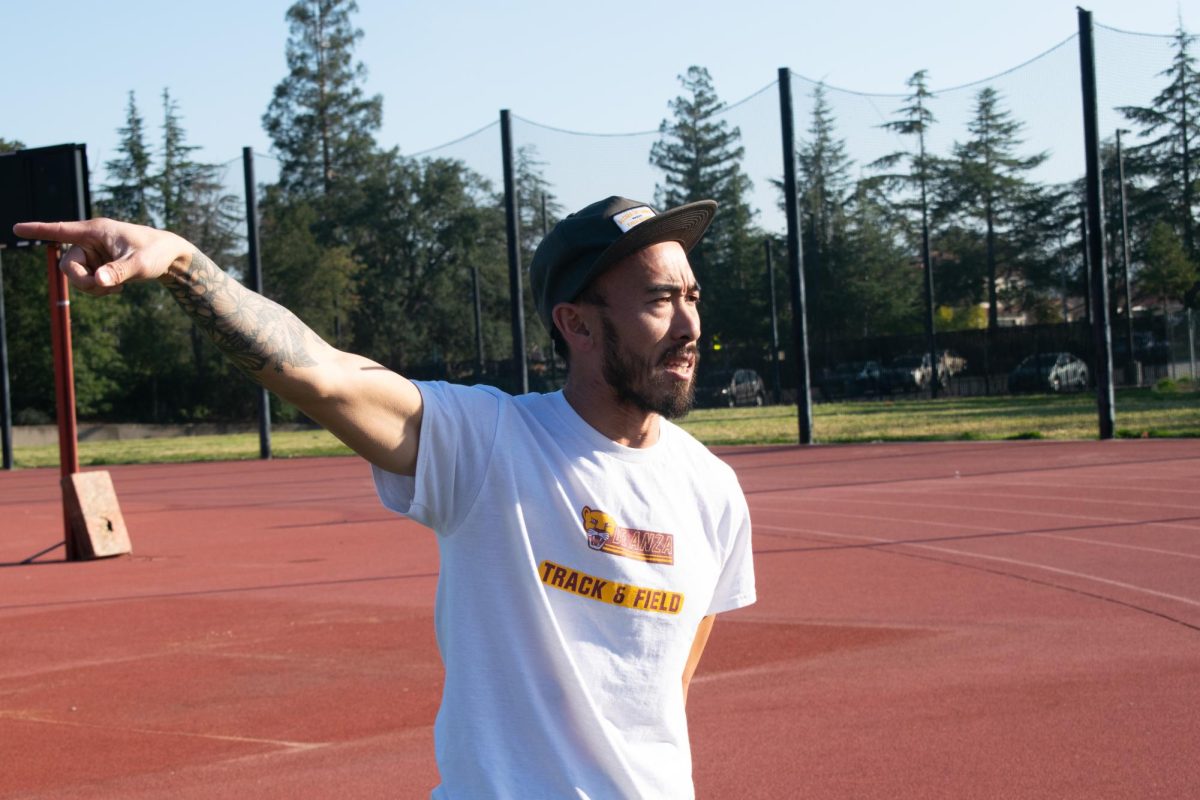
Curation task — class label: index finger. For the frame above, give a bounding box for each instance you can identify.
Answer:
[12,220,98,244]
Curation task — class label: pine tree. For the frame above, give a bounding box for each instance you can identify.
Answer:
[650,66,760,355]
[838,183,923,338]
[516,145,562,258]
[871,70,940,243]
[796,82,854,340]
[101,92,155,225]
[942,87,1047,328]
[798,83,853,252]
[262,0,382,201]
[345,153,507,375]
[870,70,941,379]
[1142,221,1199,314]
[1119,25,1200,258]
[156,89,244,416]
[515,145,563,370]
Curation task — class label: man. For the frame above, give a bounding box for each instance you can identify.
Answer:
[14,195,755,798]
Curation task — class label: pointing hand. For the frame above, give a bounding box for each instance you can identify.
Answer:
[12,218,193,297]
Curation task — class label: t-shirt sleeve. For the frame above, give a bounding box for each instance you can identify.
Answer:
[371,381,500,536]
[706,478,756,616]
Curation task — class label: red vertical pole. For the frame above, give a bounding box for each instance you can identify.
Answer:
[47,245,80,557]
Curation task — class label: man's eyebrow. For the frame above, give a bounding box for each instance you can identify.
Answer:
[646,282,702,294]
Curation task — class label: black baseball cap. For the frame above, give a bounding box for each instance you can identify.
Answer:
[530,196,717,331]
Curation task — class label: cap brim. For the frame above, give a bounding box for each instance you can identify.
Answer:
[585,199,717,290]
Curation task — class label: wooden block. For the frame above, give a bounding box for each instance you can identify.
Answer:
[61,471,131,560]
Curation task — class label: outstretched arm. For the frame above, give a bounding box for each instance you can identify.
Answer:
[13,219,423,476]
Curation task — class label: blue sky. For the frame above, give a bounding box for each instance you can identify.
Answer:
[2,0,1194,232]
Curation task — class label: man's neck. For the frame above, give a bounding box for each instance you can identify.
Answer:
[562,377,661,449]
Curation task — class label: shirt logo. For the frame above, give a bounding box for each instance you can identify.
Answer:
[580,505,675,565]
[539,560,683,615]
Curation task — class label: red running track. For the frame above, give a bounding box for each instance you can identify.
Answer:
[1,439,1198,798]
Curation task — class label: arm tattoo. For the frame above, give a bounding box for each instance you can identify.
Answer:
[164,250,320,381]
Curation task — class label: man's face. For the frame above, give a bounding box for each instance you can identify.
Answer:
[588,242,701,419]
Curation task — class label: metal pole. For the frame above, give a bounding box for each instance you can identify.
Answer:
[0,250,12,470]
[1116,129,1137,384]
[777,68,814,443]
[242,147,272,460]
[47,245,80,557]
[1188,309,1196,379]
[1080,205,1092,324]
[919,152,939,399]
[765,238,782,404]
[500,110,528,394]
[1078,8,1116,439]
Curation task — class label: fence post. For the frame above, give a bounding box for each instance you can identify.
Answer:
[1115,128,1138,385]
[777,68,814,444]
[242,147,272,460]
[765,238,783,405]
[0,251,11,470]
[1188,309,1196,379]
[1078,7,1116,439]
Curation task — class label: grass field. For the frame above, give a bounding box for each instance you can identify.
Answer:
[8,382,1197,469]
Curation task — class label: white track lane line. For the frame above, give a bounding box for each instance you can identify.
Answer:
[752,503,1200,560]
[754,494,1200,536]
[980,478,1200,499]
[0,709,328,751]
[835,483,1200,515]
[754,523,1200,608]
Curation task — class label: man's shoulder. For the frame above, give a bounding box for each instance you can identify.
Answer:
[416,381,562,430]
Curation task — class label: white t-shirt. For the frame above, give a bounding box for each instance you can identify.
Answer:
[372,382,756,799]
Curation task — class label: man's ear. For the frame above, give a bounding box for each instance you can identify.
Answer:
[552,303,595,354]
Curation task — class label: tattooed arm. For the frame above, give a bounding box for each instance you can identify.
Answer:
[12,218,423,476]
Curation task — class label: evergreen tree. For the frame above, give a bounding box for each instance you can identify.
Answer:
[838,183,923,338]
[1141,221,1199,323]
[346,153,507,378]
[795,82,854,341]
[158,88,200,231]
[156,90,245,419]
[156,90,242,264]
[516,145,562,259]
[262,0,382,351]
[942,87,1047,328]
[260,190,359,348]
[870,70,941,366]
[650,66,760,356]
[262,0,382,201]
[798,83,853,253]
[1119,25,1200,258]
[101,92,154,225]
[515,145,563,370]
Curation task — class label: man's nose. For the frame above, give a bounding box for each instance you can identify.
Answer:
[673,300,700,342]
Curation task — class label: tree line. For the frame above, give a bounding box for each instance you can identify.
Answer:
[2,0,1197,425]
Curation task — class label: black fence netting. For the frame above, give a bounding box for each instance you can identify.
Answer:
[5,18,1198,435]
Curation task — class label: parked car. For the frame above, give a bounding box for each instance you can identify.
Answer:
[1112,332,1171,365]
[697,368,766,407]
[882,354,933,392]
[819,361,883,399]
[937,349,968,378]
[1008,352,1089,393]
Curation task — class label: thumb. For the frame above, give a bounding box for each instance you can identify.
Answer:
[96,264,119,287]
[95,253,143,287]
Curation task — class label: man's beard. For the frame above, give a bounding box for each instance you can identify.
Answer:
[600,315,697,419]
